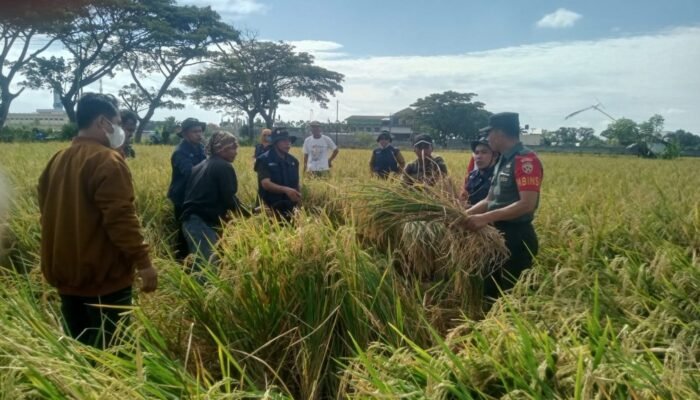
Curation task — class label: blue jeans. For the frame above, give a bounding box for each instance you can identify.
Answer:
[182,214,219,279]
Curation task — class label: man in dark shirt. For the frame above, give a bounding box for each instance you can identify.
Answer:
[465,112,544,304]
[460,137,498,206]
[403,134,448,186]
[255,128,301,219]
[369,131,406,178]
[167,117,206,259]
[182,132,244,277]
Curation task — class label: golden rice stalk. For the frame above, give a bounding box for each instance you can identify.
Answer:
[352,180,508,279]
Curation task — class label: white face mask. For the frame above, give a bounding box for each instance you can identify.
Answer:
[104,120,125,149]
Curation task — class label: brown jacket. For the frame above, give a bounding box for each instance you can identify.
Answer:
[38,136,150,296]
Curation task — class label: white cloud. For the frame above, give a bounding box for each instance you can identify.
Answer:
[178,0,268,19]
[536,8,582,29]
[287,40,347,59]
[9,27,700,134]
[290,27,700,133]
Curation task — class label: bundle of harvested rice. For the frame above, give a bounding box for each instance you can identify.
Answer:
[352,180,508,280]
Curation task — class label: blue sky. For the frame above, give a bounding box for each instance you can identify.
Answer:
[243,0,700,56]
[10,0,700,133]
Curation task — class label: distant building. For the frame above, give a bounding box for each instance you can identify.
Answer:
[521,134,543,146]
[345,108,416,141]
[5,109,69,130]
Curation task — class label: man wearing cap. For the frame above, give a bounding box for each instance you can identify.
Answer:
[464,112,544,302]
[167,117,206,259]
[403,134,448,186]
[369,131,406,178]
[303,121,339,177]
[255,128,302,218]
[460,137,499,206]
[182,131,246,278]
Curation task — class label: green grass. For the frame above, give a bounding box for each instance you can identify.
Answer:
[0,143,698,399]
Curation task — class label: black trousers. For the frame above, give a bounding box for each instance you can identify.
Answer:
[483,221,539,301]
[60,286,132,348]
[174,205,190,260]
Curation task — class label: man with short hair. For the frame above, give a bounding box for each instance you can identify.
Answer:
[460,137,498,206]
[302,121,338,177]
[369,131,405,178]
[38,93,157,348]
[168,117,206,259]
[119,110,138,158]
[182,131,246,277]
[255,128,301,218]
[465,112,544,302]
[403,134,448,186]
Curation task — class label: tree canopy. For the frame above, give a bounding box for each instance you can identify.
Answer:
[411,91,491,144]
[184,38,344,140]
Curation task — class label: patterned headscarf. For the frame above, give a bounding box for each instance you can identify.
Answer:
[206,131,238,156]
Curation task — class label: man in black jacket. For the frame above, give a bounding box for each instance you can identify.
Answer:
[168,117,206,259]
[255,128,301,219]
[182,132,245,278]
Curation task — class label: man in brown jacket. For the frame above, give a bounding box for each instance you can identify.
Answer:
[38,93,157,348]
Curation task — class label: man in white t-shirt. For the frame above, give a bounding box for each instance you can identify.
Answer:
[302,120,339,177]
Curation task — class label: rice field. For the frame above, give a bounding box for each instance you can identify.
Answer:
[0,142,698,399]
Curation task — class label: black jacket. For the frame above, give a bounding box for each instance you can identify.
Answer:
[182,156,243,226]
[254,149,300,207]
[167,140,206,209]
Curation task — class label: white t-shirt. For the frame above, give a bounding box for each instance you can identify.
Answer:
[302,135,338,171]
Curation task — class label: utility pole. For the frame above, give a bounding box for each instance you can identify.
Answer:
[336,99,340,141]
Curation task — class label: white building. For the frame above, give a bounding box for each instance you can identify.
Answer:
[5,109,69,130]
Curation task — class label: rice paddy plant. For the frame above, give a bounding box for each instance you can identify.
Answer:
[0,143,699,399]
[141,211,431,399]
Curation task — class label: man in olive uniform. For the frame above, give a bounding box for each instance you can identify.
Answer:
[465,112,543,301]
[255,128,301,219]
[403,134,448,186]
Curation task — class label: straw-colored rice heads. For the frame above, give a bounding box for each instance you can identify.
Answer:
[352,180,509,281]
[156,211,429,399]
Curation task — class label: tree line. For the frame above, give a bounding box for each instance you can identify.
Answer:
[0,0,344,142]
[2,1,698,149]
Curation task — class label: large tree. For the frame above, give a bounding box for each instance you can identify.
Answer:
[21,0,164,122]
[184,38,344,140]
[638,114,665,141]
[121,3,237,142]
[601,118,640,146]
[411,91,491,144]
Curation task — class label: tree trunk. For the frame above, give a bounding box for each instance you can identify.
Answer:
[262,114,273,128]
[0,90,14,131]
[135,107,157,144]
[133,70,181,144]
[61,94,77,123]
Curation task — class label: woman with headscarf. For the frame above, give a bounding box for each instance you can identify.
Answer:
[181,131,247,279]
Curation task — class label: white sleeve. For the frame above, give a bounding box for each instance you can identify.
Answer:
[325,135,338,150]
[302,138,310,154]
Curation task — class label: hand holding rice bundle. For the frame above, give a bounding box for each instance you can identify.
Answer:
[352,180,509,284]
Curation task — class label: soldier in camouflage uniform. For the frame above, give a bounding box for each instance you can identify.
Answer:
[465,112,544,302]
